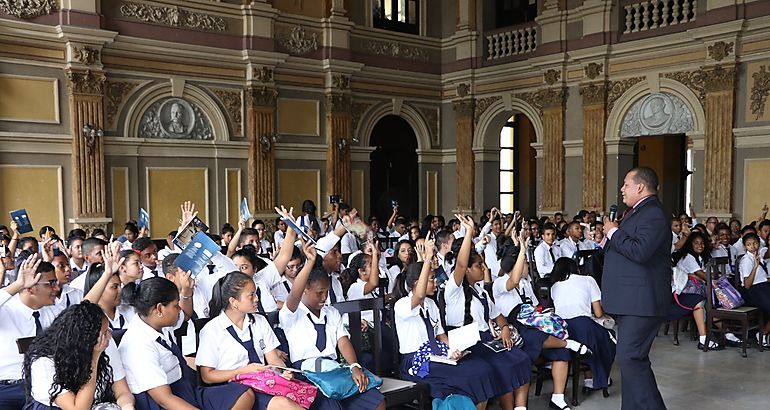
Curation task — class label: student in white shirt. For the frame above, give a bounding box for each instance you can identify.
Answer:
[345,242,381,324]
[477,215,503,279]
[119,277,255,409]
[279,241,385,410]
[121,223,139,251]
[434,230,455,285]
[69,238,107,291]
[51,252,83,311]
[133,238,162,280]
[250,219,273,256]
[66,235,88,279]
[711,224,736,270]
[534,224,561,278]
[196,272,303,410]
[157,231,181,262]
[557,222,594,259]
[443,215,531,410]
[273,246,303,304]
[24,301,135,410]
[385,240,417,294]
[221,223,235,248]
[273,217,287,250]
[83,259,137,335]
[738,233,770,347]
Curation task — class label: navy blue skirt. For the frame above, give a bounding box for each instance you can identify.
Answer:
[0,382,26,410]
[24,400,59,410]
[469,331,531,394]
[399,351,498,403]
[564,316,616,389]
[666,293,705,320]
[746,282,770,318]
[133,379,250,410]
[512,321,572,362]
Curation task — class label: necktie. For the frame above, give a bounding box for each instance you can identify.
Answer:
[471,287,490,323]
[65,293,71,308]
[156,336,186,368]
[283,281,291,293]
[207,264,215,275]
[548,247,556,263]
[109,315,126,330]
[419,309,440,355]
[307,313,327,352]
[760,261,768,275]
[32,311,42,335]
[329,283,337,304]
[256,287,266,314]
[226,324,261,364]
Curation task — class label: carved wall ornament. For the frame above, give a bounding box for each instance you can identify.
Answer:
[474,96,502,124]
[515,91,544,115]
[417,105,440,146]
[607,76,645,112]
[247,86,277,108]
[325,93,352,113]
[620,92,693,138]
[580,83,607,106]
[662,70,706,107]
[280,25,319,55]
[708,41,734,62]
[119,2,227,31]
[543,69,561,85]
[212,88,243,135]
[139,97,213,140]
[66,70,106,95]
[456,83,470,97]
[104,80,139,130]
[539,88,567,109]
[453,99,475,117]
[363,39,430,62]
[332,74,350,91]
[350,102,373,138]
[0,0,55,18]
[750,65,770,120]
[584,63,603,80]
[253,66,273,83]
[73,46,100,66]
[703,65,736,93]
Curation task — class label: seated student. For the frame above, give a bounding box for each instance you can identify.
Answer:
[667,231,722,350]
[312,217,353,304]
[711,223,737,271]
[122,223,140,250]
[157,231,181,262]
[534,224,561,278]
[273,246,303,304]
[23,301,135,410]
[738,233,770,348]
[196,271,303,410]
[221,223,236,247]
[393,240,513,408]
[386,240,417,290]
[70,238,107,290]
[345,242,382,319]
[84,258,138,335]
[232,248,281,314]
[274,217,288,250]
[443,215,531,410]
[48,250,82,311]
[133,238,162,279]
[250,219,273,256]
[557,221,595,259]
[550,258,615,393]
[66,234,88,279]
[119,277,255,410]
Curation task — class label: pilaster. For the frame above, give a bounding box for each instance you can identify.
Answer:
[541,88,566,212]
[325,92,352,204]
[580,82,607,210]
[453,99,475,213]
[246,85,278,215]
[703,65,736,215]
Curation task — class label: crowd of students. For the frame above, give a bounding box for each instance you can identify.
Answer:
[1,198,764,410]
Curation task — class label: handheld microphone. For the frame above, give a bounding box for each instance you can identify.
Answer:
[609,204,618,222]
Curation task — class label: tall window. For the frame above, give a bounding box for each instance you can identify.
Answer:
[494,0,537,28]
[500,116,516,214]
[373,0,419,35]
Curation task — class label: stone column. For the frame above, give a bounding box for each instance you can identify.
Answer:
[453,99,475,212]
[580,82,607,211]
[325,93,352,204]
[66,68,110,232]
[702,65,736,216]
[540,88,566,212]
[246,86,278,216]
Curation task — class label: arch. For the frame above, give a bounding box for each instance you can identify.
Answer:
[473,96,544,150]
[123,82,230,141]
[356,101,431,151]
[605,78,705,141]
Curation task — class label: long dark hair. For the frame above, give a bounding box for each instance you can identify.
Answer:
[672,231,712,266]
[393,240,417,270]
[550,257,580,283]
[209,271,253,317]
[23,301,115,405]
[122,277,179,317]
[302,200,321,233]
[393,262,424,302]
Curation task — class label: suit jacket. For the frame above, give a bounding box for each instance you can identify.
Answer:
[601,195,673,316]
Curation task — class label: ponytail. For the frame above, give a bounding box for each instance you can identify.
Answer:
[461,277,474,326]
[124,277,178,317]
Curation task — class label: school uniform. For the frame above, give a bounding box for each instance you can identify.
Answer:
[196,312,281,409]
[557,237,595,259]
[551,275,615,390]
[443,279,531,394]
[278,302,384,410]
[739,249,770,317]
[667,254,707,320]
[671,232,679,254]
[253,262,283,314]
[340,232,359,256]
[141,264,163,280]
[157,245,181,262]
[434,252,455,286]
[346,279,379,323]
[394,295,500,403]
[482,233,502,279]
[385,265,402,294]
[731,240,747,260]
[273,277,293,303]
[69,259,88,279]
[119,313,248,410]
[274,230,286,249]
[492,275,537,319]
[534,241,562,277]
[193,252,240,318]
[54,284,83,311]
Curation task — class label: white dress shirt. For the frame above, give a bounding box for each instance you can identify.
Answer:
[0,290,58,380]
[551,275,601,320]
[534,241,561,277]
[394,295,445,354]
[118,315,184,394]
[443,278,500,332]
[278,302,349,363]
[196,312,279,370]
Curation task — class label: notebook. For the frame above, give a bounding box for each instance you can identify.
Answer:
[174,231,219,277]
[9,209,33,234]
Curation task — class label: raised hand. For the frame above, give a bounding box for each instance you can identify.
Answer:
[15,253,42,289]
[177,270,195,295]
[455,213,474,232]
[180,201,198,226]
[274,205,296,223]
[424,238,436,260]
[301,239,317,261]
[10,220,20,237]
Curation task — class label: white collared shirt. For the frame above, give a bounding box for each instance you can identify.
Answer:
[551,275,601,320]
[69,259,88,278]
[482,232,501,279]
[0,290,58,380]
[739,248,770,287]
[141,264,163,280]
[557,237,594,259]
[273,277,293,303]
[534,241,561,277]
[493,275,527,318]
[394,295,444,354]
[118,315,184,394]
[443,279,500,332]
[196,312,279,371]
[253,262,283,313]
[278,302,349,363]
[274,230,286,249]
[54,284,83,311]
[346,279,377,323]
[158,246,181,262]
[676,253,705,275]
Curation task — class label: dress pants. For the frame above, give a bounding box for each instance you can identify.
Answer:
[615,315,667,410]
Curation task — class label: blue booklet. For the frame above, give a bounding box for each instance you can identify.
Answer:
[240,197,251,221]
[138,208,150,230]
[173,216,210,249]
[282,217,317,246]
[9,209,33,234]
[175,231,219,277]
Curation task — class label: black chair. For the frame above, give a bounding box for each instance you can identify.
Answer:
[16,337,35,354]
[333,297,431,410]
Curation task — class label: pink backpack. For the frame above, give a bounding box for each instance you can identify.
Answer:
[231,370,318,409]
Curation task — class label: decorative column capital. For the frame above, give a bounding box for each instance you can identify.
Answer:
[66,69,106,95]
[580,83,607,106]
[325,93,352,114]
[703,65,736,93]
[540,87,567,110]
[453,99,475,118]
[247,86,278,108]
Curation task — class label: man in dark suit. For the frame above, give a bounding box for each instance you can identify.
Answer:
[602,167,671,410]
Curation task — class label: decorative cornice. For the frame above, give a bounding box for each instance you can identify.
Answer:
[703,65,736,93]
[708,41,734,62]
[325,93,352,114]
[119,1,227,32]
[584,63,603,80]
[247,86,277,108]
[73,46,100,66]
[662,70,706,107]
[212,88,243,135]
[253,66,273,83]
[607,77,644,112]
[474,96,501,124]
[750,65,770,121]
[516,91,543,115]
[580,83,607,106]
[0,0,55,19]
[66,70,106,95]
[104,80,139,130]
[544,69,561,85]
[363,39,430,62]
[279,25,319,56]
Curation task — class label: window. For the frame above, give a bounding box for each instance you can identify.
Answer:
[373,0,419,35]
[500,116,516,214]
[494,0,537,29]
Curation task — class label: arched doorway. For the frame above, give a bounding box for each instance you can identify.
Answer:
[498,114,537,217]
[370,115,419,223]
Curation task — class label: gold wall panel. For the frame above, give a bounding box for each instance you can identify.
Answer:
[226,168,241,225]
[476,76,542,93]
[0,75,59,123]
[743,159,770,221]
[147,168,208,238]
[745,62,770,123]
[427,170,438,215]
[277,98,319,136]
[278,169,320,217]
[111,167,130,227]
[351,169,364,210]
[0,166,63,234]
[0,41,64,60]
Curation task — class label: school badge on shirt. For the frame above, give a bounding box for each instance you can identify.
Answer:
[260,339,266,350]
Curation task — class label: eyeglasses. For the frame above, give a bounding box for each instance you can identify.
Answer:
[33,279,59,287]
[286,264,303,271]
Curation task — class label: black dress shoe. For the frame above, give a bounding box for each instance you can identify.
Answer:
[549,400,571,410]
[698,341,725,351]
[725,339,743,347]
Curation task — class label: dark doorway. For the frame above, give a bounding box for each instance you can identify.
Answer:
[635,134,687,217]
[370,115,419,223]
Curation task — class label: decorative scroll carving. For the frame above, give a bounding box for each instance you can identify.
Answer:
[708,41,734,62]
[212,88,243,135]
[453,99,475,117]
[417,105,440,146]
[139,97,213,140]
[703,65,736,93]
[66,70,106,95]
[620,92,693,138]
[325,93,352,113]
[515,91,543,114]
[363,39,430,62]
[73,46,100,66]
[279,25,319,55]
[0,0,55,18]
[580,83,607,106]
[332,74,350,91]
[663,70,706,107]
[544,69,561,85]
[540,88,567,109]
[750,65,770,120]
[607,77,644,112]
[585,63,603,80]
[456,83,470,97]
[247,86,277,108]
[253,66,273,83]
[104,80,139,129]
[474,96,502,124]
[119,1,227,31]
[350,102,372,137]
